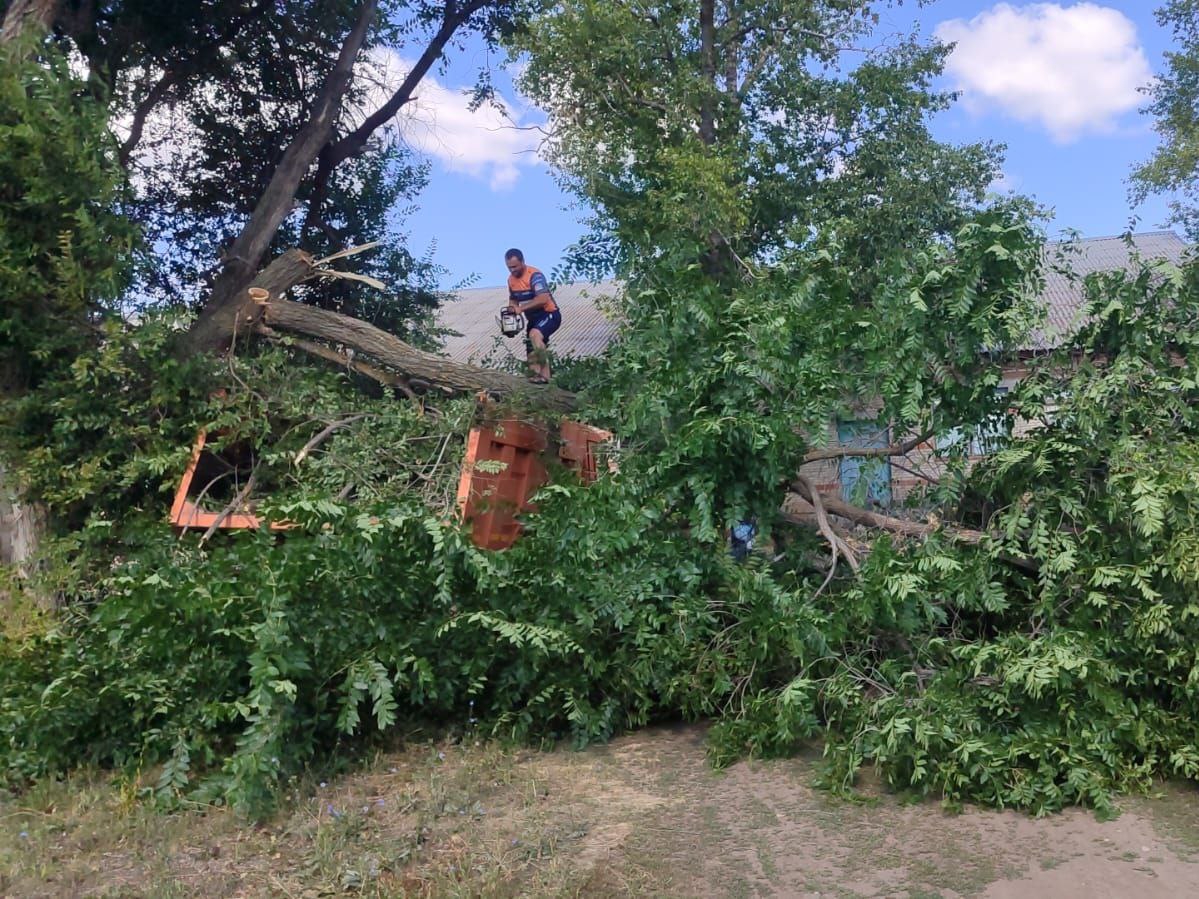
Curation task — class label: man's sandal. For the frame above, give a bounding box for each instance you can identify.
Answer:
[528,375,549,385]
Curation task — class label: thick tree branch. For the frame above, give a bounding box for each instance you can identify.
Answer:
[792,474,860,571]
[789,478,985,545]
[187,0,378,351]
[257,326,417,400]
[303,0,492,240]
[184,244,576,411]
[698,0,717,146]
[0,0,58,45]
[185,249,317,353]
[803,429,935,463]
[118,68,185,167]
[259,296,578,413]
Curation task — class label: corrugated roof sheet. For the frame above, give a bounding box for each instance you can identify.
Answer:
[436,280,622,364]
[1036,231,1190,349]
[437,232,1190,361]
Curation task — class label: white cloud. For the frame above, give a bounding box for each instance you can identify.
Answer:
[364,50,544,190]
[935,3,1153,143]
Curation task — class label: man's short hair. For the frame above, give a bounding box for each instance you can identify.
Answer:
[505,248,524,262]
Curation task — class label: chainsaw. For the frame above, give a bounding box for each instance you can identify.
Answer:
[498,305,525,338]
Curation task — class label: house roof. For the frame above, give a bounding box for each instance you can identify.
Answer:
[1036,230,1190,349]
[437,280,621,364]
[437,232,1190,361]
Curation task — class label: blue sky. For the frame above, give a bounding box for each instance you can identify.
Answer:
[395,2,1181,289]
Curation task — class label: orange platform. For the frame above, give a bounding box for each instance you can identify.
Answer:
[455,416,613,550]
[169,430,289,531]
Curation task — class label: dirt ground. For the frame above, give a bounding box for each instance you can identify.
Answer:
[5,723,1199,897]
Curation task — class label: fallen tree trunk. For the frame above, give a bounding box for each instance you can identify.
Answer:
[183,247,579,411]
[260,296,578,412]
[788,479,984,544]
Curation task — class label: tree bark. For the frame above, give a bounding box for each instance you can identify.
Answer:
[187,246,577,410]
[260,297,578,412]
[0,0,59,44]
[0,457,51,608]
[184,0,378,353]
[803,430,935,463]
[788,479,985,545]
[304,0,493,241]
[185,248,317,352]
[698,0,717,146]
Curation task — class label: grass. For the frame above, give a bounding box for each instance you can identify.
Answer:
[6,725,1199,897]
[0,732,663,898]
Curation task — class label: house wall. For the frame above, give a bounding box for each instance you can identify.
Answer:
[793,363,1035,516]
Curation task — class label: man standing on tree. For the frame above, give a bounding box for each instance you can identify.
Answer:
[505,248,561,384]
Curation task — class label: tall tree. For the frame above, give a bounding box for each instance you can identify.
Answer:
[0,0,536,338]
[517,0,1004,283]
[1131,0,1199,238]
[516,0,1033,528]
[0,36,136,583]
[172,0,535,351]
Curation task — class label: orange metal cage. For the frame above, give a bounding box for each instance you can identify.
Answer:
[169,430,289,531]
[455,416,613,550]
[455,419,549,550]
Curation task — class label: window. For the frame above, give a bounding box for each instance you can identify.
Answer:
[936,387,1011,457]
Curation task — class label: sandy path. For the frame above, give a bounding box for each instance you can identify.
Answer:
[575,725,1199,898]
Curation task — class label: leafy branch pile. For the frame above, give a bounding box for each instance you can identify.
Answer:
[4,230,1199,819]
[5,0,1199,822]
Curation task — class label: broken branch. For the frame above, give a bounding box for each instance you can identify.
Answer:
[803,429,934,463]
[294,414,368,466]
[260,296,578,412]
[792,474,860,572]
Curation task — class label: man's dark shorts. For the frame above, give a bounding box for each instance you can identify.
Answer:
[525,308,561,352]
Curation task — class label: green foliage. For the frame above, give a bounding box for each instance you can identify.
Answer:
[76,0,536,331]
[3,248,1199,819]
[1131,1,1199,238]
[0,38,137,390]
[582,212,1043,534]
[6,0,1199,828]
[516,0,1007,280]
[709,251,1199,814]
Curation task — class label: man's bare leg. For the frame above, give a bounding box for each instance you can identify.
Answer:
[529,329,550,382]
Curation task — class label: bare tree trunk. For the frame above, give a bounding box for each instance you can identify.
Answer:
[0,458,51,608]
[260,297,578,412]
[184,0,378,354]
[698,0,717,146]
[0,0,58,44]
[304,0,494,241]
